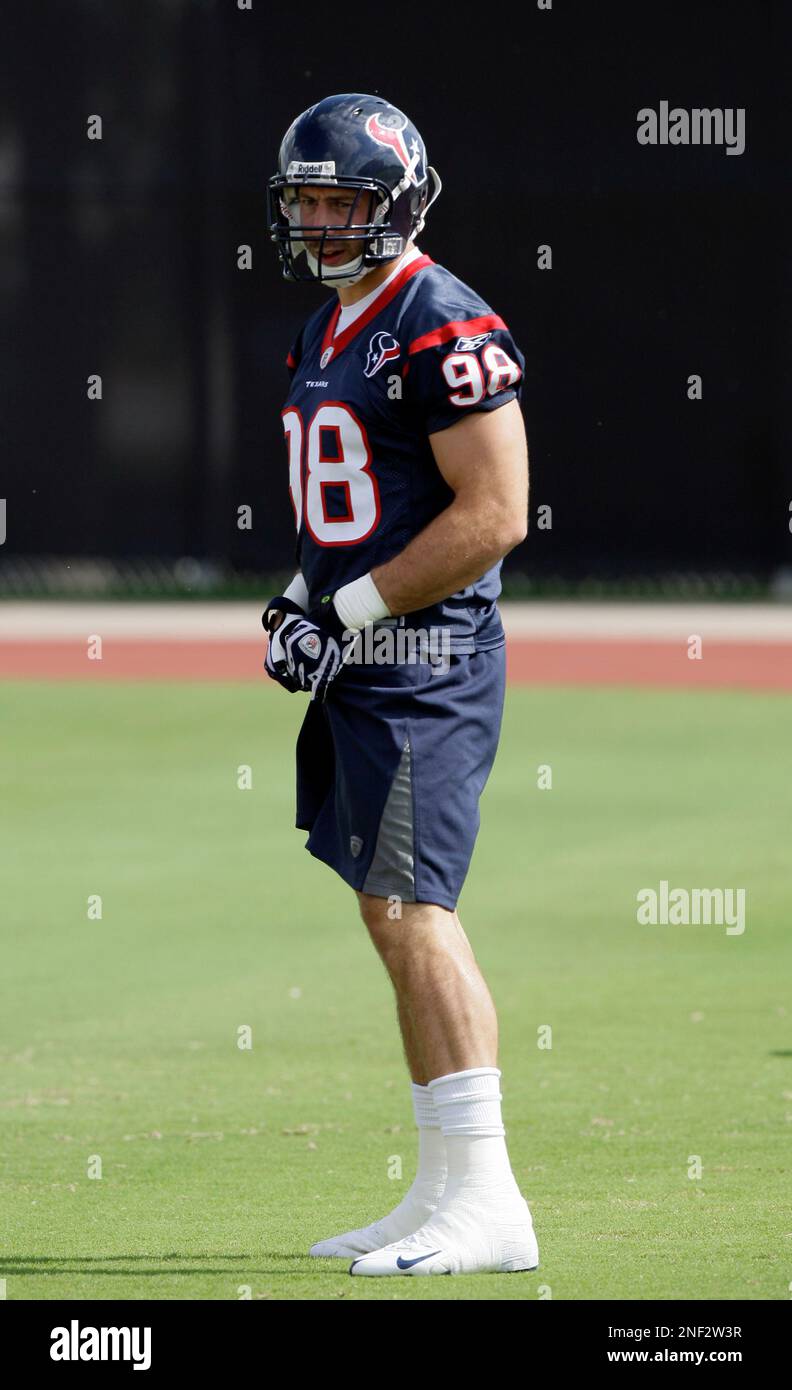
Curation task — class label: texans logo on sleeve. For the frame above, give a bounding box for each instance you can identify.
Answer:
[364,331,401,378]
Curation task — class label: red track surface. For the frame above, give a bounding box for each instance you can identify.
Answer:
[1,638,790,690]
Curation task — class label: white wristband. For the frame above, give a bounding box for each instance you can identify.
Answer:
[333,572,391,631]
[282,571,309,609]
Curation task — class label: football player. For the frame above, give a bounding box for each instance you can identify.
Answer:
[264,93,537,1276]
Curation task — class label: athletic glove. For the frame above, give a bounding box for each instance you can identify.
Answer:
[262,595,307,693]
[280,595,361,703]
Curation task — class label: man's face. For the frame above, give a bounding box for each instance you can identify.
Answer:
[286,184,376,268]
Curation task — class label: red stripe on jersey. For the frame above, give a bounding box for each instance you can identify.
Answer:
[286,349,297,369]
[321,301,342,356]
[407,314,507,356]
[319,253,434,363]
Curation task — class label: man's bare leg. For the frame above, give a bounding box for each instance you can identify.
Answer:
[395,992,429,1087]
[345,892,537,1276]
[310,893,486,1255]
[357,893,499,1081]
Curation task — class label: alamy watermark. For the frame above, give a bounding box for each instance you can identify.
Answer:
[341,623,452,674]
[50,1321,151,1370]
[637,102,746,156]
[637,880,745,935]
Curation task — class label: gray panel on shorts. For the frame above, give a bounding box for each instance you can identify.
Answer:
[362,736,415,900]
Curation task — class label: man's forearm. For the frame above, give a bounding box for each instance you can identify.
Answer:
[370,496,527,617]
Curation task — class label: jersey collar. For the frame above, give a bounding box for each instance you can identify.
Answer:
[319,253,433,368]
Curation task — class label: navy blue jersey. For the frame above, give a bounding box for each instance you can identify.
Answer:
[280,253,525,652]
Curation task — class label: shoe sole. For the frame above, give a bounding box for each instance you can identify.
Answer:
[349,1257,540,1276]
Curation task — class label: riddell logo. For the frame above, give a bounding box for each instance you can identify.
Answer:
[286,159,336,177]
[50,1320,151,1370]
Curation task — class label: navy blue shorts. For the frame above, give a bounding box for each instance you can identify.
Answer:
[294,644,506,911]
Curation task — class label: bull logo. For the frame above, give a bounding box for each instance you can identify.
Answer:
[365,112,423,185]
[364,331,401,378]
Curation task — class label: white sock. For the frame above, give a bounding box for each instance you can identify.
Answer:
[410,1081,448,1199]
[368,1069,537,1269]
[427,1066,523,1206]
[311,1081,447,1254]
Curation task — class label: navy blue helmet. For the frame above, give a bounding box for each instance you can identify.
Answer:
[268,93,442,285]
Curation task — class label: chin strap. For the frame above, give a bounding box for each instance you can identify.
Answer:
[304,245,370,286]
[304,191,389,285]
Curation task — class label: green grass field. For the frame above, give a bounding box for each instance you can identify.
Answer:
[1,679,791,1300]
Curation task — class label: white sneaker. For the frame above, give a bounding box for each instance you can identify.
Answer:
[309,1189,443,1258]
[348,1195,539,1276]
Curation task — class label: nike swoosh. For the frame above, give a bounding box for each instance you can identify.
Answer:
[396,1249,442,1269]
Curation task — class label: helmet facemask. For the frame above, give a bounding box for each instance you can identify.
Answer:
[280,181,387,286]
[268,166,431,285]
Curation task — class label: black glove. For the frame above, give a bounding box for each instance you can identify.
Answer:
[262,594,306,635]
[262,594,307,693]
[278,596,361,702]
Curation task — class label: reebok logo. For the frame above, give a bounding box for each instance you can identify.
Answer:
[298,632,322,658]
[51,1320,151,1371]
[455,332,492,351]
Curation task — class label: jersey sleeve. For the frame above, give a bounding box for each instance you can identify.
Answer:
[403,313,525,435]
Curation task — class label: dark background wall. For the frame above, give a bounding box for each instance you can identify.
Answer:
[1,0,788,586]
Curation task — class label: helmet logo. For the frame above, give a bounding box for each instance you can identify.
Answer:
[365,112,422,185]
[363,331,400,378]
[286,160,336,178]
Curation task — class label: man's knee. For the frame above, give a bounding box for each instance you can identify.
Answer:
[357,890,404,960]
[356,890,458,967]
[357,889,396,932]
